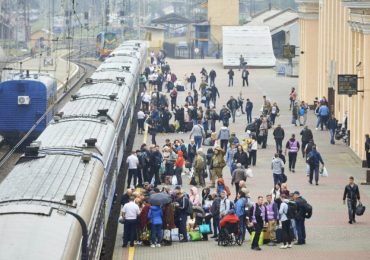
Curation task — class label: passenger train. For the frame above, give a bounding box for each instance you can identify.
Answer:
[0,40,147,260]
[0,71,57,145]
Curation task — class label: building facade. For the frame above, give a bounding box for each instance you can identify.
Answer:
[208,0,239,44]
[296,0,370,161]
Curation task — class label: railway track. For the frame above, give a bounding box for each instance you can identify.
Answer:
[0,59,98,183]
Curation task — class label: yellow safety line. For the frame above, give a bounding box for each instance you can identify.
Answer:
[128,246,135,260]
[143,123,148,144]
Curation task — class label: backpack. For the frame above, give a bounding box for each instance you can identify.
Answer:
[194,156,205,170]
[287,201,298,219]
[306,154,315,166]
[304,202,313,219]
[299,107,305,116]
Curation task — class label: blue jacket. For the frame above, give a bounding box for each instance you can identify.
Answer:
[235,197,247,217]
[307,150,324,167]
[319,105,330,116]
[148,205,163,225]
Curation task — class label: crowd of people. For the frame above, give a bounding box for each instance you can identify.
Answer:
[119,51,363,253]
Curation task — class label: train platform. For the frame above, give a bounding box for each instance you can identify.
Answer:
[4,49,79,92]
[113,58,370,260]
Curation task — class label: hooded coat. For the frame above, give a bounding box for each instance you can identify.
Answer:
[216,178,231,196]
[190,186,201,206]
[175,151,185,168]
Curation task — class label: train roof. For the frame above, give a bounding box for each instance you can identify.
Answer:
[60,83,130,125]
[97,62,137,73]
[90,70,134,85]
[104,56,139,65]
[0,72,57,88]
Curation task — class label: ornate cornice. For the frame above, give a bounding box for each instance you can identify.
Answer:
[296,0,319,20]
[347,8,370,34]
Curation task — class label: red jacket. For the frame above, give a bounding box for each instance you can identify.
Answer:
[175,151,185,167]
[220,214,239,228]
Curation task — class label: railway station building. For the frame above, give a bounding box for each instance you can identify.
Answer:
[296,0,370,162]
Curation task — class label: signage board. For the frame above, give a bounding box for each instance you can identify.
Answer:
[338,74,358,95]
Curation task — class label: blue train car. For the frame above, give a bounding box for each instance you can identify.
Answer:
[0,72,57,145]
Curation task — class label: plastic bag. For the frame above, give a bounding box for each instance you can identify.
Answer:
[321,166,328,177]
[171,175,178,186]
[246,168,253,178]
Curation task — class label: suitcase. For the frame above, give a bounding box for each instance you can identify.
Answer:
[176,85,185,91]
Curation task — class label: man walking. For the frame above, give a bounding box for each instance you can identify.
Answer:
[126,151,140,188]
[265,194,278,246]
[300,126,313,157]
[318,103,330,130]
[343,176,361,224]
[327,115,338,144]
[242,68,249,86]
[190,121,206,149]
[245,98,253,124]
[211,84,220,107]
[189,73,196,90]
[285,134,300,173]
[271,153,285,185]
[209,69,217,85]
[273,124,285,153]
[218,125,230,151]
[307,145,324,185]
[227,96,239,123]
[228,69,234,87]
[239,54,245,71]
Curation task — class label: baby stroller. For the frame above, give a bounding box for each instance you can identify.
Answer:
[218,222,242,246]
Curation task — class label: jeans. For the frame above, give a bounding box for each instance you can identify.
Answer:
[149,166,161,187]
[242,77,249,86]
[238,215,245,241]
[270,113,277,125]
[329,129,335,144]
[320,115,329,130]
[288,152,297,170]
[246,111,252,124]
[295,219,306,244]
[138,119,145,133]
[231,109,236,123]
[151,224,162,244]
[275,138,283,152]
[123,219,137,246]
[309,165,319,184]
[347,199,357,222]
[220,139,228,151]
[281,219,292,245]
[316,116,321,128]
[229,78,233,86]
[273,173,284,185]
[151,133,157,145]
[249,150,257,166]
[127,169,142,188]
[301,141,308,157]
[175,167,183,186]
[251,223,263,248]
[194,136,203,149]
[190,82,195,90]
[179,212,188,241]
[213,217,220,236]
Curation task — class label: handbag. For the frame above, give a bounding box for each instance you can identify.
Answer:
[171,175,178,186]
[189,231,202,241]
[190,176,197,186]
[163,229,171,241]
[320,166,329,177]
[199,223,211,234]
[281,173,288,183]
[356,202,366,216]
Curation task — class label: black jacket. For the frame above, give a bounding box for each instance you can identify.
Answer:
[227,99,239,110]
[273,127,285,140]
[211,197,221,218]
[300,128,313,142]
[295,196,308,220]
[233,151,249,167]
[343,184,360,201]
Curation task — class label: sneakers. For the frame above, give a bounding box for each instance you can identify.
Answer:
[280,245,288,249]
[156,243,161,247]
[287,244,292,248]
[150,244,156,248]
